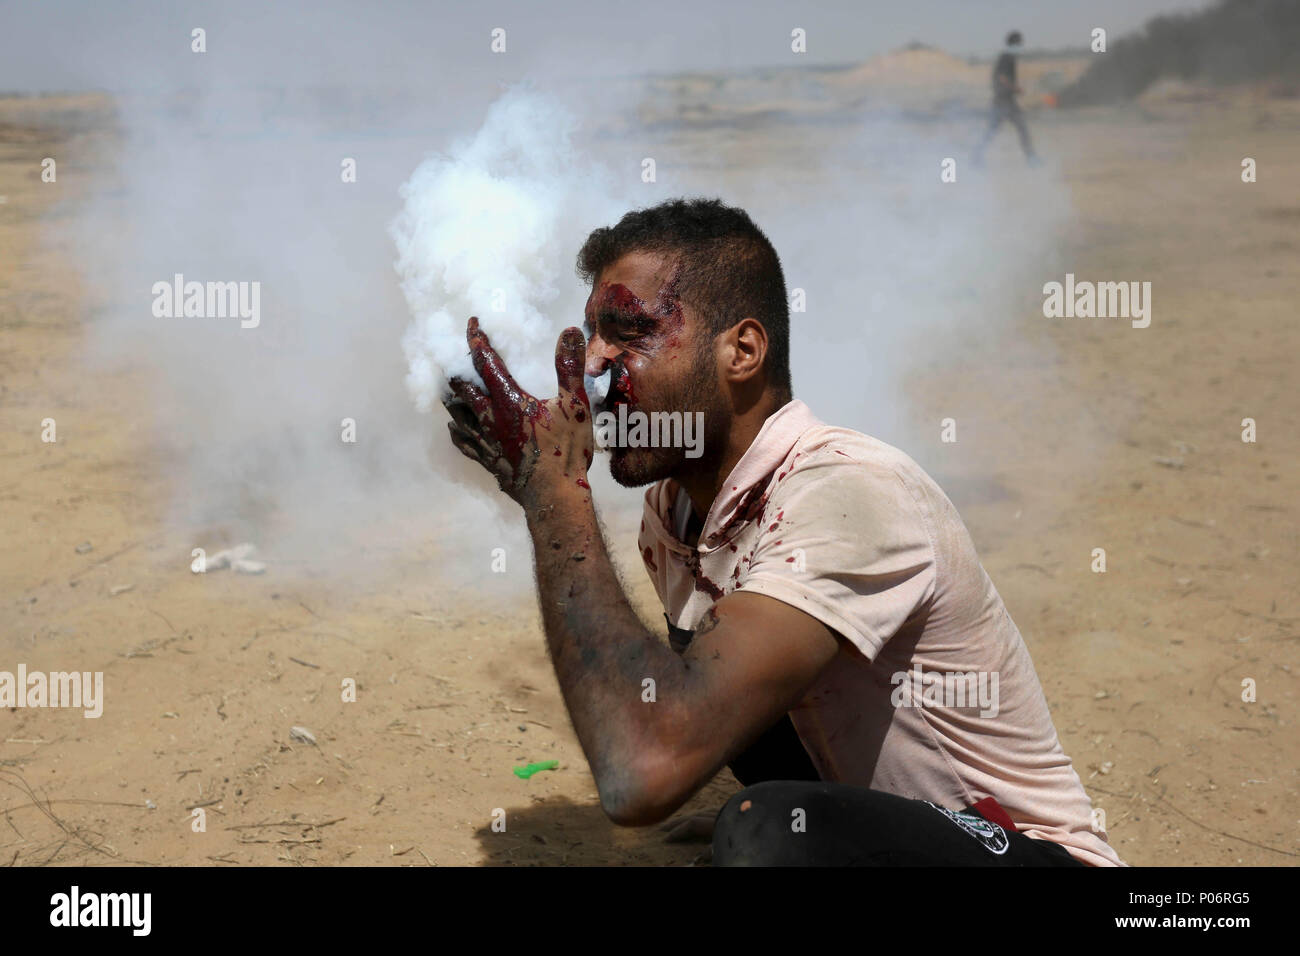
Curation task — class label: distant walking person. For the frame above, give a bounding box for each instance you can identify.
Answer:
[973,31,1039,165]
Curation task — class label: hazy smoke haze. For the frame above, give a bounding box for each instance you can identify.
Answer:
[17,1,1090,594]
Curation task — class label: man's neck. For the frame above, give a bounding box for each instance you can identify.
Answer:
[675,391,789,529]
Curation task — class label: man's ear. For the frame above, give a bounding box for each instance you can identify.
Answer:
[723,318,768,385]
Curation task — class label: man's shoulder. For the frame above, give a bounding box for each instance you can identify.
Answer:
[787,424,934,489]
[772,424,946,529]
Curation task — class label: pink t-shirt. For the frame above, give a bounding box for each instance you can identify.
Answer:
[638,400,1124,866]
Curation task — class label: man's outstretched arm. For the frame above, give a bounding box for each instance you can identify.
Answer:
[442,318,840,825]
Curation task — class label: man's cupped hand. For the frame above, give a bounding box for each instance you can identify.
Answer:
[443,317,595,508]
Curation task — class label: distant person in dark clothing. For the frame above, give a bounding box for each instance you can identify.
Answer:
[973,31,1039,165]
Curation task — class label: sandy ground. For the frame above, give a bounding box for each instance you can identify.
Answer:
[1,78,1296,866]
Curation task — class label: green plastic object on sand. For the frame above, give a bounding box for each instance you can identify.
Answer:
[513,759,559,780]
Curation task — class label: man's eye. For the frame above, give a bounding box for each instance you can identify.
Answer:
[619,318,654,337]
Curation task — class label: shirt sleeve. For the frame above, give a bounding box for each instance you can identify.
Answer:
[734,453,937,662]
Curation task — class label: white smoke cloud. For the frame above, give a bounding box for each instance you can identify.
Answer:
[47,36,1081,594]
[392,86,629,410]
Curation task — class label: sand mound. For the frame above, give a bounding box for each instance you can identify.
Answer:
[827,45,982,89]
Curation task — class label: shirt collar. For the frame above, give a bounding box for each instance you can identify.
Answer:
[699,399,822,546]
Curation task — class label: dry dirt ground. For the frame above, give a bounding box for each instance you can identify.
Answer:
[1,87,1296,866]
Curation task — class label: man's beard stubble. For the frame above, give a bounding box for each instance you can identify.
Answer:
[606,356,726,489]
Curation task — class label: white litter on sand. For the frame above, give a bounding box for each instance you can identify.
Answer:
[205,543,266,575]
[290,725,318,746]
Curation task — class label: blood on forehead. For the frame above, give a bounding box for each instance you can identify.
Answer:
[594,282,648,317]
[584,267,685,333]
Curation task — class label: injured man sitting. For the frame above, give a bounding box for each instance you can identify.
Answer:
[442,196,1124,867]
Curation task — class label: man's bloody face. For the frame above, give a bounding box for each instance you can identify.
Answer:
[583,251,722,487]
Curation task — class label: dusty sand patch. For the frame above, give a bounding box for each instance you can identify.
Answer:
[1,86,1295,866]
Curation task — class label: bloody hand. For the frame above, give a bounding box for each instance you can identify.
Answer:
[443,316,594,506]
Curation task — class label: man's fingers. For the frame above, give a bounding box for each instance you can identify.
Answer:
[447,421,485,462]
[447,420,502,467]
[554,326,588,404]
[443,396,477,433]
[444,376,493,431]
[466,316,526,405]
[448,376,491,413]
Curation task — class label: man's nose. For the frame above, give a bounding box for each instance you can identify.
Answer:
[585,334,618,377]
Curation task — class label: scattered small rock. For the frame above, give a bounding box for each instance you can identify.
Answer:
[75,542,93,554]
[290,725,318,746]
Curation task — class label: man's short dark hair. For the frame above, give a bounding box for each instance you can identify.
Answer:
[1006,30,1023,46]
[575,197,792,396]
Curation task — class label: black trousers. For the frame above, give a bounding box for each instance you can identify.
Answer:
[712,780,1085,866]
[719,714,1082,867]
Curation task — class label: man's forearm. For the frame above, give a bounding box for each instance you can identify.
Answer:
[524,481,691,820]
